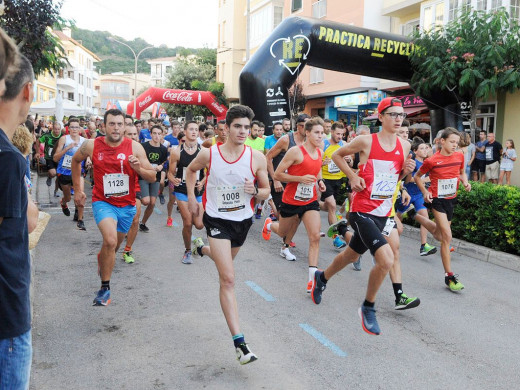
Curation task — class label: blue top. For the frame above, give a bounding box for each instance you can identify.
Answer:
[57,135,86,176]
[164,134,179,146]
[323,139,343,151]
[264,134,279,151]
[475,140,487,161]
[404,159,424,196]
[139,128,152,143]
[0,128,31,339]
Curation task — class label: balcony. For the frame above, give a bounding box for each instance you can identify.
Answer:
[56,76,75,91]
[382,0,422,17]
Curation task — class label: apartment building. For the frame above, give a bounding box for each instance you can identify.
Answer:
[147,56,180,87]
[53,28,100,115]
[93,73,151,113]
[33,71,57,105]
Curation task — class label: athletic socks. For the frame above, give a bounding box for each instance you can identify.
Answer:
[363,299,375,308]
[101,280,110,290]
[319,271,328,284]
[232,333,245,347]
[338,223,349,238]
[309,266,317,282]
[392,283,403,299]
[124,245,132,253]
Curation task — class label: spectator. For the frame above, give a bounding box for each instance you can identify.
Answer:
[473,130,488,182]
[0,53,40,390]
[498,139,516,185]
[459,132,475,180]
[484,132,503,184]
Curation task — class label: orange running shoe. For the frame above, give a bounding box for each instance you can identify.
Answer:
[307,280,313,294]
[450,246,455,252]
[262,218,272,240]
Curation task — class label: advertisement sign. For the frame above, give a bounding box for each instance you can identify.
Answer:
[334,92,368,108]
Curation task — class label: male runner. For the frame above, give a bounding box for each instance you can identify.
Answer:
[262,117,326,293]
[36,121,62,194]
[311,97,416,335]
[187,105,270,365]
[168,121,206,264]
[282,117,292,134]
[72,108,156,306]
[53,117,88,230]
[121,123,142,264]
[244,120,265,153]
[202,119,227,148]
[138,125,168,232]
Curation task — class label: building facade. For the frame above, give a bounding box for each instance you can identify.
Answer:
[147,56,180,86]
[33,71,57,105]
[93,73,151,113]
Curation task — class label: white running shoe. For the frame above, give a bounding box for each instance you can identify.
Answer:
[236,343,258,365]
[280,247,296,261]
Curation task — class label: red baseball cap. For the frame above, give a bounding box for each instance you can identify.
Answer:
[377,97,402,114]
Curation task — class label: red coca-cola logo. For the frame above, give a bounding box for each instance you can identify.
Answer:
[139,95,152,108]
[162,91,194,102]
[211,102,225,113]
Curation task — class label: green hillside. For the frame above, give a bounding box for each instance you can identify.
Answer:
[70,27,199,74]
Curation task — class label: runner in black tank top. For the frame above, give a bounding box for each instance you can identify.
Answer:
[167,121,206,264]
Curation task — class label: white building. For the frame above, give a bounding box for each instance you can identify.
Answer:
[147,56,180,86]
[54,28,100,115]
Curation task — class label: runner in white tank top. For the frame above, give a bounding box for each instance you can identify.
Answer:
[185,105,270,365]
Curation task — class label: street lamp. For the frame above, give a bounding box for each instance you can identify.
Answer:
[107,36,153,117]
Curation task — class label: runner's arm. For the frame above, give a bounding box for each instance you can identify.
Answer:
[131,141,156,183]
[52,136,68,162]
[265,136,288,181]
[273,147,312,183]
[72,140,93,194]
[331,135,369,182]
[414,164,431,201]
[251,150,270,201]
[186,147,210,199]
[167,149,181,185]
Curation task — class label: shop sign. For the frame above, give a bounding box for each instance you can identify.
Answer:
[396,94,424,108]
[334,92,368,108]
[368,90,385,104]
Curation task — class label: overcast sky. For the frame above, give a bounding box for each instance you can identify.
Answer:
[60,0,218,48]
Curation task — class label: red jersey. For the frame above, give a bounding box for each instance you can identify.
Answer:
[351,133,404,217]
[418,151,464,199]
[282,145,322,206]
[92,137,137,207]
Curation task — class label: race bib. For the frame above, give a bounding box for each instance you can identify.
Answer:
[47,147,53,158]
[103,173,130,197]
[62,154,72,169]
[328,161,340,174]
[217,185,245,212]
[382,218,396,237]
[485,147,493,161]
[438,178,457,198]
[371,172,399,200]
[295,182,314,201]
[181,167,200,183]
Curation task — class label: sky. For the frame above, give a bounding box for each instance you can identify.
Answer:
[60,0,218,48]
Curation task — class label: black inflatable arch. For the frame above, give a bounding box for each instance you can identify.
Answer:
[239,16,457,135]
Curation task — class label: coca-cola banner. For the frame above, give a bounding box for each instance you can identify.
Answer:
[240,16,459,135]
[127,87,227,120]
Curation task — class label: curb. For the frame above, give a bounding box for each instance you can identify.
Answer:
[401,224,520,273]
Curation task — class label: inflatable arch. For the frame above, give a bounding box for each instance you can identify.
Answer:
[127,87,228,120]
[239,17,458,135]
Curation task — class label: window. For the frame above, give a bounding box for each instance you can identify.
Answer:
[79,94,83,105]
[312,0,327,18]
[292,0,302,12]
[251,7,271,47]
[67,92,74,101]
[448,0,471,21]
[401,19,420,36]
[222,21,226,47]
[49,91,54,100]
[67,71,74,80]
[310,67,324,84]
[274,6,283,28]
[421,1,445,31]
[511,0,520,21]
[39,89,45,102]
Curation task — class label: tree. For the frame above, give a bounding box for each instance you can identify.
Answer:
[0,0,68,75]
[163,55,226,119]
[288,79,307,119]
[409,8,520,140]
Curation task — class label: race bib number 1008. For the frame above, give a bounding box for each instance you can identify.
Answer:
[217,185,245,212]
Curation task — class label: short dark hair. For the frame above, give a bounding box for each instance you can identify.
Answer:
[150,124,163,133]
[218,119,226,125]
[125,114,133,120]
[331,122,344,130]
[402,119,410,127]
[1,54,33,102]
[304,117,324,131]
[24,119,34,133]
[171,120,180,126]
[184,120,198,130]
[296,113,310,124]
[177,131,185,141]
[411,136,425,151]
[251,120,261,128]
[69,117,80,126]
[273,122,283,129]
[198,123,207,132]
[324,118,332,124]
[441,127,460,140]
[225,104,254,127]
[104,108,125,124]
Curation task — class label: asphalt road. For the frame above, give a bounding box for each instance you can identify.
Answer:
[30,185,520,389]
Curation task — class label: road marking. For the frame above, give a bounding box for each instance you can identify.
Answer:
[245,281,276,302]
[154,207,163,215]
[299,323,347,357]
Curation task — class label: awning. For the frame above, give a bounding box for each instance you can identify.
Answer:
[363,105,429,121]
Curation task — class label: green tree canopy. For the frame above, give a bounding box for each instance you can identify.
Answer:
[0,0,68,75]
[409,8,520,137]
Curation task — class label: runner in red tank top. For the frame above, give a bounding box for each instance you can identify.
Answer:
[262,117,327,294]
[71,109,156,307]
[309,97,416,336]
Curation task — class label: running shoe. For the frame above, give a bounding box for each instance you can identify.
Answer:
[327,219,348,238]
[235,343,257,365]
[420,243,437,256]
[311,270,327,305]
[166,217,173,227]
[77,220,86,231]
[402,204,416,220]
[73,208,79,222]
[289,241,296,248]
[269,212,277,221]
[395,293,420,310]
[335,212,343,221]
[262,218,272,240]
[280,247,296,261]
[306,280,313,294]
[191,237,204,257]
[353,255,362,271]
[54,190,60,198]
[159,193,165,205]
[123,251,135,264]
[450,246,455,252]
[445,274,464,292]
[320,232,326,237]
[333,236,347,249]
[182,250,193,264]
[61,202,70,217]
[46,176,52,186]
[93,288,111,306]
[139,223,149,233]
[358,304,380,335]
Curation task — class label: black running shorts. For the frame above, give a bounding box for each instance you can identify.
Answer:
[279,200,320,219]
[203,212,253,248]
[269,180,285,213]
[431,197,457,221]
[57,174,73,186]
[320,178,343,202]
[348,212,397,256]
